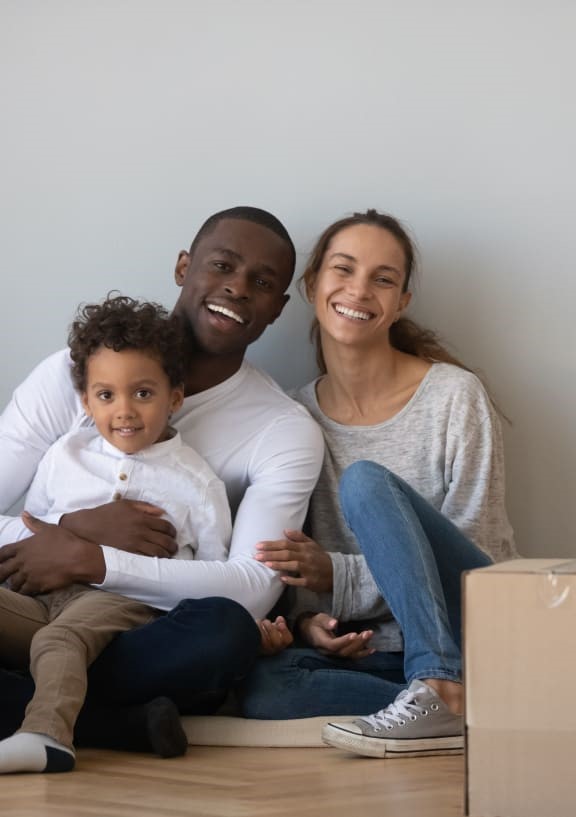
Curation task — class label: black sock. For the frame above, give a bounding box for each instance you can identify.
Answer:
[75,697,187,758]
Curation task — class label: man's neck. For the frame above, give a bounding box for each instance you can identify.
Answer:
[182,348,244,396]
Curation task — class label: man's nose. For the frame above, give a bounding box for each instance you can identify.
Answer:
[223,271,250,299]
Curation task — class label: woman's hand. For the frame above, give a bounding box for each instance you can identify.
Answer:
[257,615,294,656]
[59,500,178,558]
[254,530,333,593]
[299,612,375,659]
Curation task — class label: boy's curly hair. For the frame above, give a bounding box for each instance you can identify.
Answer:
[68,294,184,392]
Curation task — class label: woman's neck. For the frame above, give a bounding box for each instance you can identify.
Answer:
[317,336,431,426]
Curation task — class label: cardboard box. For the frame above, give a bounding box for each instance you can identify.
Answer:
[464,559,576,817]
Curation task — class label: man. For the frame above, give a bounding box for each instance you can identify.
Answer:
[0,207,323,759]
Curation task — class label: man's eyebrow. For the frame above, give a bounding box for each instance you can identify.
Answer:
[210,247,243,262]
[210,247,279,277]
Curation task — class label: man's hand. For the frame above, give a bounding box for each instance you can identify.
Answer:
[257,615,294,656]
[299,612,375,659]
[0,515,105,595]
[254,530,333,593]
[59,500,178,557]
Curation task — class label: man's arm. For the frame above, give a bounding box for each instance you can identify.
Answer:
[0,350,81,521]
[95,412,324,619]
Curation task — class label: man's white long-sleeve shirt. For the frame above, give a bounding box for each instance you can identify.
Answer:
[0,351,324,619]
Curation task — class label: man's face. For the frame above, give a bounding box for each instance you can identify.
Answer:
[173,219,293,357]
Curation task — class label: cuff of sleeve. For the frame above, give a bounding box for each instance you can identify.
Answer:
[90,545,115,589]
[329,551,351,621]
[43,512,64,527]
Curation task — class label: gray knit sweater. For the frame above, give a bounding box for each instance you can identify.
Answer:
[292,363,517,651]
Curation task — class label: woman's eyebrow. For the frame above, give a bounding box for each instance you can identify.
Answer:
[329,252,356,262]
[329,252,401,275]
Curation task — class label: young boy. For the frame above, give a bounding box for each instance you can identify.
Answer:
[0,295,231,774]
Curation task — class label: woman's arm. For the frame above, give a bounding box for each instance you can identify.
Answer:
[442,387,517,562]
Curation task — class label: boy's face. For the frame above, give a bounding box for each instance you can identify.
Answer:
[81,347,184,455]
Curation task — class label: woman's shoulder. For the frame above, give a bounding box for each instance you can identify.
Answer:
[427,362,487,396]
[289,379,319,409]
[424,363,496,426]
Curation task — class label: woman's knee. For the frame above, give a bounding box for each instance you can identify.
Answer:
[339,460,396,514]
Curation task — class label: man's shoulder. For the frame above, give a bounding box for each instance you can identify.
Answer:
[29,348,73,378]
[217,362,320,429]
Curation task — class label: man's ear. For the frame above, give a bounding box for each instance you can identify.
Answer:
[268,293,290,326]
[174,251,190,286]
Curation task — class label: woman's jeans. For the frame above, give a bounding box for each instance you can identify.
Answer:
[241,460,492,719]
[0,596,261,743]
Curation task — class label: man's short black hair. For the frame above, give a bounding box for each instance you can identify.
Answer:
[189,206,296,275]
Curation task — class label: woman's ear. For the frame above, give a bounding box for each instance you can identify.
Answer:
[396,291,412,319]
[305,277,316,303]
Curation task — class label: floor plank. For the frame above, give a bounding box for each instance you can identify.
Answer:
[0,747,465,817]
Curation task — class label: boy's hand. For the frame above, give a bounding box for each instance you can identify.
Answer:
[257,615,294,656]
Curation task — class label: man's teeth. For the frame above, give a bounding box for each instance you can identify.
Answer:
[334,304,372,321]
[207,304,245,324]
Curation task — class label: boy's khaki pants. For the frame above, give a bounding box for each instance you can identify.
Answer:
[0,584,158,749]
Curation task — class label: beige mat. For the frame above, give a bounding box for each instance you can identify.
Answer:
[181,714,350,748]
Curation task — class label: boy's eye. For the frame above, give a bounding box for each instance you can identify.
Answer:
[135,389,152,399]
[97,391,112,401]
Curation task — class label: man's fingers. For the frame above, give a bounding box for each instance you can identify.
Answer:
[141,531,178,556]
[140,515,177,539]
[0,543,17,563]
[130,501,167,517]
[21,512,48,534]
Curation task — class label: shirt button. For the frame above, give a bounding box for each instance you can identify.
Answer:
[118,473,127,481]
[113,492,122,501]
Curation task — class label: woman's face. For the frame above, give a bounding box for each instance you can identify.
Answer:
[310,224,411,349]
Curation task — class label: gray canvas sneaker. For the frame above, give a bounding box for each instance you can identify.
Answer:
[322,679,463,758]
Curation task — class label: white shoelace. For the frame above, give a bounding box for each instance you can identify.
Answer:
[362,685,430,731]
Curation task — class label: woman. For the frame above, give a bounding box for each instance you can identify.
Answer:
[242,210,517,759]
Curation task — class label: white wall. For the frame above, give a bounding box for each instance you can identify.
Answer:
[1,1,575,557]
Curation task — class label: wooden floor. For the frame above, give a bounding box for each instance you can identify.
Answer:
[0,746,465,817]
